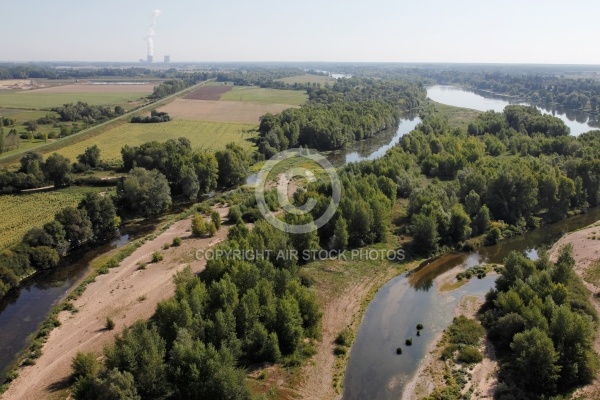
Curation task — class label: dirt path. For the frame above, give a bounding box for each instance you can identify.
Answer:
[2,208,230,400]
[549,220,600,399]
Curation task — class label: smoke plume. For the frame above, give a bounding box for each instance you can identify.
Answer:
[144,9,161,56]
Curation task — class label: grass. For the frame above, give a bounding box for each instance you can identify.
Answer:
[584,259,600,287]
[0,187,113,250]
[53,120,257,163]
[276,75,339,86]
[0,91,149,110]
[220,87,307,106]
[429,100,483,130]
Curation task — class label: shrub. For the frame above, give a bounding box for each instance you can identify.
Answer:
[71,351,99,380]
[210,210,222,229]
[163,243,170,250]
[405,338,413,346]
[105,317,115,331]
[151,251,163,263]
[416,323,424,330]
[191,215,207,237]
[335,327,353,347]
[457,346,483,364]
[396,347,402,355]
[172,237,182,247]
[207,222,217,237]
[228,205,242,223]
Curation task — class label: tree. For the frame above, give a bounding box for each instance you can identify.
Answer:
[331,216,349,251]
[510,328,561,395]
[29,246,60,269]
[43,220,68,255]
[0,127,3,154]
[464,190,481,216]
[44,153,72,187]
[448,204,472,243]
[104,322,169,399]
[178,166,200,202]
[117,167,172,217]
[215,143,249,188]
[77,145,101,168]
[23,227,54,247]
[192,215,208,237]
[472,205,491,235]
[275,295,304,355]
[55,207,93,248]
[71,351,100,380]
[73,368,141,400]
[192,150,219,194]
[410,213,439,255]
[78,193,118,242]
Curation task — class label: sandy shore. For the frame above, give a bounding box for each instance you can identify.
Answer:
[401,290,498,400]
[2,208,230,400]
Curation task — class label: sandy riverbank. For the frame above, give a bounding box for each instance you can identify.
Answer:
[2,208,230,400]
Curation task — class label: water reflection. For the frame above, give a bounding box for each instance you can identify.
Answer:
[428,85,599,136]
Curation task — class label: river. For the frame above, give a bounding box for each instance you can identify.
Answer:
[428,85,600,136]
[343,207,600,400]
[0,224,152,383]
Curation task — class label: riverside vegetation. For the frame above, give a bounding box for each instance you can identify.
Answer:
[1,66,600,398]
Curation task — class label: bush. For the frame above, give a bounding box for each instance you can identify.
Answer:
[335,327,353,347]
[191,215,207,237]
[416,323,424,330]
[228,205,242,223]
[210,210,222,229]
[172,237,182,247]
[71,351,99,380]
[457,346,483,364]
[405,338,413,346]
[207,222,217,237]
[106,317,115,331]
[151,251,163,263]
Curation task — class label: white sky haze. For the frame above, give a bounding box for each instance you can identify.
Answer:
[1,0,598,63]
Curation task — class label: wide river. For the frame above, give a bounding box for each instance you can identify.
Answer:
[1,84,599,387]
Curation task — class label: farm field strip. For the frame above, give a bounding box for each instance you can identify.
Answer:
[29,83,156,94]
[184,85,233,100]
[0,187,111,250]
[0,92,150,110]
[220,87,307,106]
[276,74,339,86]
[158,99,295,124]
[54,120,257,163]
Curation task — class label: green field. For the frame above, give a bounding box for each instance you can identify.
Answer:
[54,120,257,163]
[429,101,483,130]
[220,87,307,106]
[277,74,339,86]
[0,187,113,250]
[0,92,148,110]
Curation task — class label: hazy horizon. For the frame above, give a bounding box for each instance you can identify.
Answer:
[2,0,600,64]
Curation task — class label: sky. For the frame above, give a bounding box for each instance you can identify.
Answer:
[1,0,599,64]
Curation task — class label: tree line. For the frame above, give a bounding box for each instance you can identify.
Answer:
[255,78,426,157]
[481,246,597,399]
[71,214,322,399]
[0,192,119,298]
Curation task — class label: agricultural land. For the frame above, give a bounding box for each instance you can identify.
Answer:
[0,186,113,250]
